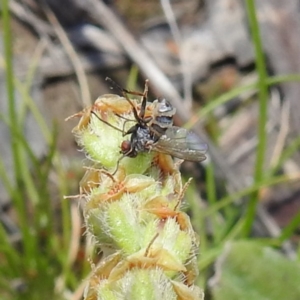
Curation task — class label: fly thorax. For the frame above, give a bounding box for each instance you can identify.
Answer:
[135,126,152,152]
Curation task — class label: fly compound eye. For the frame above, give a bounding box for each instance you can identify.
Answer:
[121,140,131,153]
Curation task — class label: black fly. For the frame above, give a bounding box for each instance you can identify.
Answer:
[92,77,207,167]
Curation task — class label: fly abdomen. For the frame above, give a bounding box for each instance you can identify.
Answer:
[155,99,176,117]
[153,115,173,128]
[150,98,176,136]
[150,123,168,140]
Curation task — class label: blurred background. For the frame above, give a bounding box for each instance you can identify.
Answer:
[1,0,300,299]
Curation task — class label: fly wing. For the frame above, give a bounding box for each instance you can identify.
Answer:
[153,127,208,162]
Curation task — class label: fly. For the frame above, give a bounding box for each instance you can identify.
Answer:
[91,78,207,167]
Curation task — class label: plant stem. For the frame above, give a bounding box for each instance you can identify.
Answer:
[2,0,22,185]
[243,0,269,236]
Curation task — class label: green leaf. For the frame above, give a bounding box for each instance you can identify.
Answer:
[211,241,300,300]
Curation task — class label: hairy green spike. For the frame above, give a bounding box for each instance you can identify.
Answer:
[70,93,204,300]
